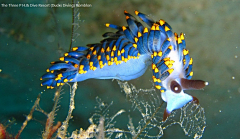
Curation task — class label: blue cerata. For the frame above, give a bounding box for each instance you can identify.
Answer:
[40,10,208,121]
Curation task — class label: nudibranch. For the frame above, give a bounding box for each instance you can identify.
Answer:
[40,11,208,121]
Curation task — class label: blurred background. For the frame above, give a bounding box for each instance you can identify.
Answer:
[0,0,239,138]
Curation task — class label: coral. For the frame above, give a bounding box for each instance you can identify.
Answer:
[26,80,205,139]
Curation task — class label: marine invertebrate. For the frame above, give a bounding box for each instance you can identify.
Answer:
[41,10,207,121]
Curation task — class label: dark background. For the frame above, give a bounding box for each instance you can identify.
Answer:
[0,0,240,138]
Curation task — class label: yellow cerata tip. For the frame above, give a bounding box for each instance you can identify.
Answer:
[64,53,68,56]
[135,10,139,15]
[190,71,193,76]
[180,33,185,40]
[159,19,165,26]
[122,26,127,31]
[143,27,148,33]
[59,57,64,61]
[105,23,110,27]
[165,26,170,32]
[72,47,78,51]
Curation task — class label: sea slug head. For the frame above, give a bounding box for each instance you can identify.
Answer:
[162,78,208,121]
